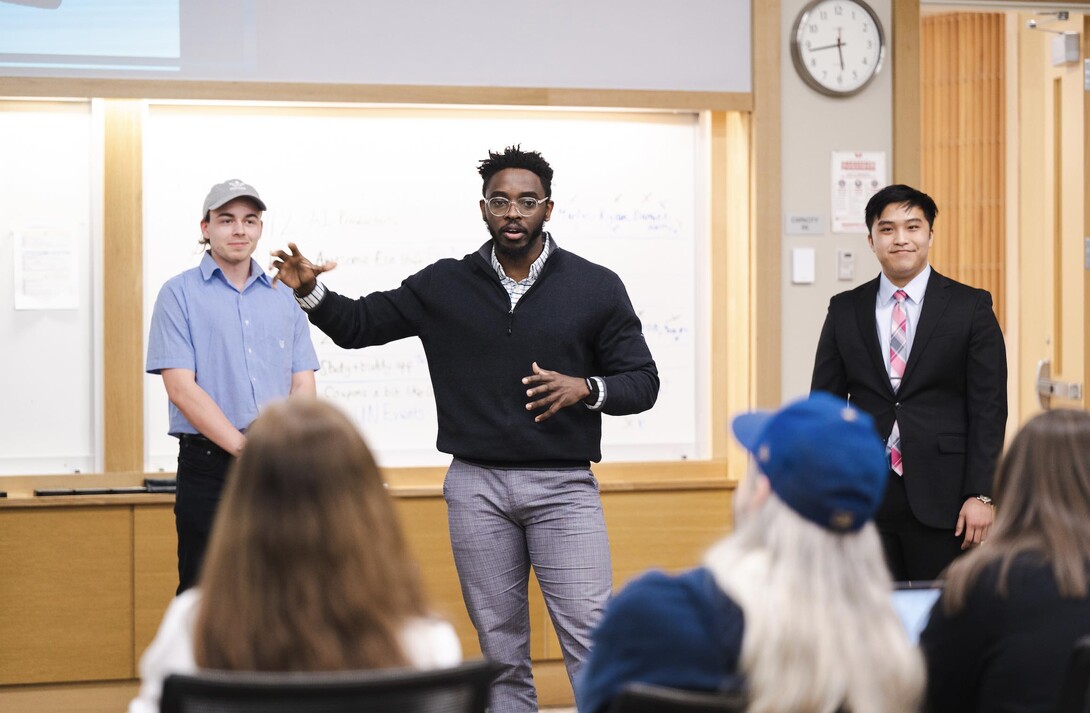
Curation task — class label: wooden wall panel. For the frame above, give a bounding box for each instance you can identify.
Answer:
[921,13,1006,327]
[133,504,178,668]
[0,508,133,684]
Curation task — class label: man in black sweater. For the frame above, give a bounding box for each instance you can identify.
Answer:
[271,146,659,712]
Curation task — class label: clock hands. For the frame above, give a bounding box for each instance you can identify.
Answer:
[808,28,847,70]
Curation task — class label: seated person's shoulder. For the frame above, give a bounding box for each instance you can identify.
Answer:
[597,566,744,663]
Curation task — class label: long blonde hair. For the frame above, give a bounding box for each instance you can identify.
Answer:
[705,468,924,713]
[943,409,1090,612]
[194,397,429,671]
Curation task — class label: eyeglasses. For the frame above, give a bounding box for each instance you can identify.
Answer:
[485,196,550,217]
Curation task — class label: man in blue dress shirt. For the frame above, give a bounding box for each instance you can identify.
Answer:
[147,179,319,593]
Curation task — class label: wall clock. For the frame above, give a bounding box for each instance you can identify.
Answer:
[790,0,886,98]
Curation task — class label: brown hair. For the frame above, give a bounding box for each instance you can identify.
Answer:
[943,409,1090,612]
[194,397,429,671]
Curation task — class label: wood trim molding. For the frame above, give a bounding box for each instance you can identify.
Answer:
[1,78,753,112]
[752,0,781,410]
[103,100,144,472]
[893,0,922,186]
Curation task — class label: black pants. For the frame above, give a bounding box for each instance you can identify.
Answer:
[875,470,965,583]
[174,435,233,594]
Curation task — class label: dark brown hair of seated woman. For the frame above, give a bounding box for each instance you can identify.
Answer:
[193,397,428,671]
[942,408,1090,611]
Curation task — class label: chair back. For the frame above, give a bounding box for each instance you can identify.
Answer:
[159,659,497,713]
[1057,636,1090,713]
[607,681,747,713]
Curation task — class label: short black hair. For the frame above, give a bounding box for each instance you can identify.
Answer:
[478,145,553,197]
[864,184,938,232]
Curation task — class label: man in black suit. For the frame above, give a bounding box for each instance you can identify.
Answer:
[811,184,1007,581]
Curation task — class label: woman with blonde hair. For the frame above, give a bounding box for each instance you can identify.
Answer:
[129,397,460,713]
[577,393,924,713]
[921,409,1090,713]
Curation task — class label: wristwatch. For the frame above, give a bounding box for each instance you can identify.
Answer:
[583,377,600,405]
[974,494,993,506]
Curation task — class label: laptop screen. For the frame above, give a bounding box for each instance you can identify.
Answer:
[891,581,943,644]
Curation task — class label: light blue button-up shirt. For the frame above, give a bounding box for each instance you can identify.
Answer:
[146,251,319,435]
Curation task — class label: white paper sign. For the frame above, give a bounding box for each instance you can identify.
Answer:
[13,225,79,310]
[831,151,886,234]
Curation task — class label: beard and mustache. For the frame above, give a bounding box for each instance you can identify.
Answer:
[490,220,544,263]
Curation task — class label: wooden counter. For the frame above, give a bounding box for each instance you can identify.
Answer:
[0,463,735,711]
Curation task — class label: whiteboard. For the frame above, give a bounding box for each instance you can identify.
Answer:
[143,103,709,470]
[0,100,99,474]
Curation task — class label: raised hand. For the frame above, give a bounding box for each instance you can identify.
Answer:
[270,242,337,295]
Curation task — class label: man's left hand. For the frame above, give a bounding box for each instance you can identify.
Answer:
[955,497,994,550]
[522,361,589,423]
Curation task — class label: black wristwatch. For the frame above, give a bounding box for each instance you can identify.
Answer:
[583,377,600,405]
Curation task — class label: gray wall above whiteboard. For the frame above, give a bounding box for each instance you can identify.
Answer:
[0,0,751,94]
[142,103,711,470]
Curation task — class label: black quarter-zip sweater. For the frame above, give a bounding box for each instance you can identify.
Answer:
[307,236,660,467]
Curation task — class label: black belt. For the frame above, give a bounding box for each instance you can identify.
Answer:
[179,433,232,456]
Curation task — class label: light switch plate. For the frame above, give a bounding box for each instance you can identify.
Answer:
[792,247,815,284]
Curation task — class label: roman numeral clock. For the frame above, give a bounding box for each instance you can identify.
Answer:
[791,0,886,97]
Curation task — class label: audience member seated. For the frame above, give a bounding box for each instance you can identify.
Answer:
[920,408,1090,713]
[129,398,461,713]
[576,392,924,713]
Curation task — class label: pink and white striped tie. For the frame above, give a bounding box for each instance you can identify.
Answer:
[889,289,908,476]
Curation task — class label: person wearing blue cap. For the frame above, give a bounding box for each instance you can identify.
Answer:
[575,392,925,713]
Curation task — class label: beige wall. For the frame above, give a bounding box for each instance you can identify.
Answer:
[780,0,894,401]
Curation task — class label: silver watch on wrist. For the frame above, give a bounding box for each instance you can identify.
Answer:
[975,494,993,506]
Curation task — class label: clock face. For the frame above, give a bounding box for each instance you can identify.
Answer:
[791,0,885,97]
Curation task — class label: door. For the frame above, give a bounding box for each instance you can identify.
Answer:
[1016,11,1087,418]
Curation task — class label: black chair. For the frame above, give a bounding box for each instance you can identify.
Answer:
[607,681,748,713]
[1056,636,1090,713]
[159,659,498,713]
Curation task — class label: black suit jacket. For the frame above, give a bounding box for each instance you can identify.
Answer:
[811,270,1007,529]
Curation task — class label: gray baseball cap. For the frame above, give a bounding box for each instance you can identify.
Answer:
[201,179,267,219]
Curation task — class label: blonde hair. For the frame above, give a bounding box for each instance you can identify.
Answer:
[705,470,924,713]
[943,409,1090,612]
[195,397,429,671]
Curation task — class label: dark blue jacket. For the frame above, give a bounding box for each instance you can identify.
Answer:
[576,567,746,713]
[307,236,659,465]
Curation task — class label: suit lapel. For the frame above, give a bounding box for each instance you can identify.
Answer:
[853,277,890,393]
[901,270,950,389]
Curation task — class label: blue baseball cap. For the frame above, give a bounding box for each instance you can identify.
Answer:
[731,392,888,532]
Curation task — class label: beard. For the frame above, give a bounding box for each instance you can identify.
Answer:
[490,223,544,263]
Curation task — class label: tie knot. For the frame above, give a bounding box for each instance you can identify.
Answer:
[893,290,908,304]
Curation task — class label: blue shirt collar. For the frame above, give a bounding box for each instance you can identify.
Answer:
[199,250,271,290]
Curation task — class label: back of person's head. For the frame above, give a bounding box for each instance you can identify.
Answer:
[195,397,428,671]
[944,409,1090,610]
[705,392,924,713]
[864,183,938,232]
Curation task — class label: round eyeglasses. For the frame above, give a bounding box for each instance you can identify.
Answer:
[485,196,550,217]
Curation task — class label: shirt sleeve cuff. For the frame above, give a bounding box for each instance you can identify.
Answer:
[585,376,606,411]
[294,281,327,311]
